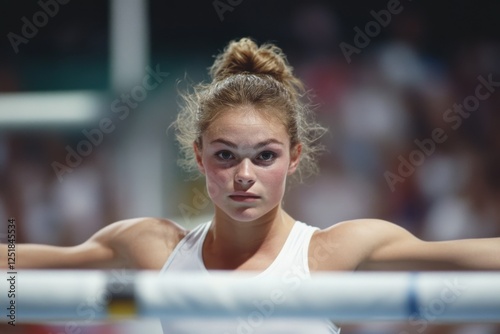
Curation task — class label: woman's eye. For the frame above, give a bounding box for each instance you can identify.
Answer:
[258,151,275,161]
[216,151,234,160]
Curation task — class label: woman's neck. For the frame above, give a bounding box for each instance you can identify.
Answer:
[202,207,295,270]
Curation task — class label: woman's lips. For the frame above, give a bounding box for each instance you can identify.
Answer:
[229,193,260,202]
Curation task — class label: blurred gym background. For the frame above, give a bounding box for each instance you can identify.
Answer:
[1,0,499,333]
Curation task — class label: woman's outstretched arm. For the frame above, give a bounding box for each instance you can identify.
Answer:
[355,219,500,271]
[317,219,500,271]
[0,217,184,270]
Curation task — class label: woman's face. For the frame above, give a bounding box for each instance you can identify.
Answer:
[194,106,301,223]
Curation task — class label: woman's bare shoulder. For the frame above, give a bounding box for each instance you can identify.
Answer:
[105,217,187,246]
[315,218,402,236]
[309,219,396,271]
[105,217,186,237]
[91,217,188,269]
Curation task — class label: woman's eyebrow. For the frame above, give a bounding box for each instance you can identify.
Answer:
[254,139,284,149]
[210,138,237,148]
[210,138,284,149]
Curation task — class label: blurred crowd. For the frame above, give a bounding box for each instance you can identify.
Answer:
[285,7,500,334]
[286,6,500,243]
[1,2,499,334]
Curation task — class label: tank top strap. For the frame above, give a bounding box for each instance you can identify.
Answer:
[160,221,211,273]
[292,221,319,272]
[257,221,318,277]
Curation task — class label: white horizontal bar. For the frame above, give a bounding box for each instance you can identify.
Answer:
[0,271,499,323]
[0,91,103,125]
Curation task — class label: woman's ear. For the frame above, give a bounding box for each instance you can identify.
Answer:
[194,141,206,175]
[288,143,302,175]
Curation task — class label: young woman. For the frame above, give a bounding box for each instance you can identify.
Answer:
[1,38,499,333]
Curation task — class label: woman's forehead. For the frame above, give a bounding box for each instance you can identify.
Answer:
[203,109,289,146]
[210,105,286,127]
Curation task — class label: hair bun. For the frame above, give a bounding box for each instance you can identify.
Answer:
[210,38,301,91]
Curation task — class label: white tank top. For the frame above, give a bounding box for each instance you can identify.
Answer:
[159,221,340,334]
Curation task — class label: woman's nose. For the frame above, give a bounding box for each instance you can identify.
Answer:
[234,158,255,186]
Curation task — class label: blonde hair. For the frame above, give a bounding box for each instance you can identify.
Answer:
[173,37,326,182]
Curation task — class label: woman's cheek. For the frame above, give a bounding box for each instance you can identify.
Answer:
[266,164,288,183]
[261,168,287,197]
[205,168,229,199]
